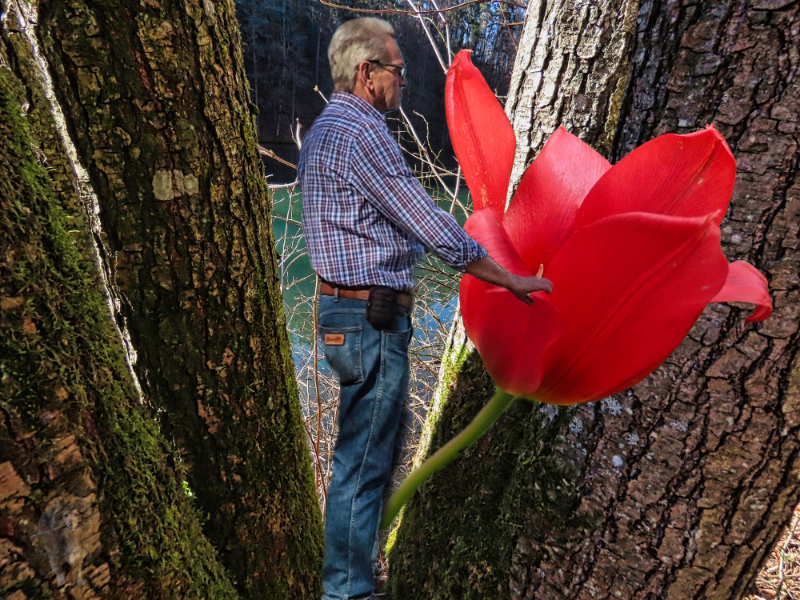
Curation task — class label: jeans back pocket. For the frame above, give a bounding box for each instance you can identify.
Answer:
[319,324,364,386]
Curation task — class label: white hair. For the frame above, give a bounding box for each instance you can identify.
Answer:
[328,18,396,92]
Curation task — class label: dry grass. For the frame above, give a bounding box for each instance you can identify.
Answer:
[745,504,800,600]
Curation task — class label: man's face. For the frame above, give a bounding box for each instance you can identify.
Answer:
[371,37,406,113]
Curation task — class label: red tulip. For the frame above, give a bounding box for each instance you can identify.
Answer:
[381,50,774,529]
[448,50,772,405]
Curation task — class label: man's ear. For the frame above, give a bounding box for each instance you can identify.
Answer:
[356,60,373,89]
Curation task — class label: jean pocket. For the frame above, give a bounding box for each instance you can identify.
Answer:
[319,325,364,386]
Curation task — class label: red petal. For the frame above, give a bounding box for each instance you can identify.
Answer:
[710,261,772,322]
[446,50,515,219]
[535,212,729,405]
[574,126,736,231]
[461,275,565,397]
[464,208,531,277]
[504,127,611,271]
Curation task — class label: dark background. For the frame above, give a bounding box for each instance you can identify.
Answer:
[233,0,526,182]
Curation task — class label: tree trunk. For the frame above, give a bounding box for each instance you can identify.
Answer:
[0,12,238,598]
[387,0,800,598]
[15,0,323,597]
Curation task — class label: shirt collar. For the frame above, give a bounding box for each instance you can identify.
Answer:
[331,91,385,121]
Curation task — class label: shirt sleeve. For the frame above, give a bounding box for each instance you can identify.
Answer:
[349,120,487,272]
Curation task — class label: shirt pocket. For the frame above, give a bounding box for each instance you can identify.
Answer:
[318,324,364,386]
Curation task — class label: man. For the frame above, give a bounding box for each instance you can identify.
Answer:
[297,18,552,600]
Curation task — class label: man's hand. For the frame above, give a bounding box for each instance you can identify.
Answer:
[505,274,553,305]
[465,256,553,305]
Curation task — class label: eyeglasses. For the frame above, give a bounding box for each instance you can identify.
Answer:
[367,60,407,79]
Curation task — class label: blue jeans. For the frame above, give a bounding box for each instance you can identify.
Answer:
[318,295,412,600]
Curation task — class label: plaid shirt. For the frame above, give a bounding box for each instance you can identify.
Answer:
[297,92,486,292]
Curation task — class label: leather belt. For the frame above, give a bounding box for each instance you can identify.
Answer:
[320,282,413,309]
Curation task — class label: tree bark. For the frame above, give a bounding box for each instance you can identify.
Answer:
[12,0,323,597]
[0,11,238,598]
[387,0,800,598]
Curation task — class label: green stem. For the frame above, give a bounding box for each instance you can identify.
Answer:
[381,387,516,529]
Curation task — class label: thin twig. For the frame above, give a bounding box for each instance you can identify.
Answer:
[301,417,324,488]
[274,217,303,228]
[498,3,522,52]
[317,0,527,16]
[430,0,452,65]
[399,106,453,197]
[292,119,303,149]
[269,180,299,190]
[31,524,67,538]
[314,85,329,104]
[31,513,100,539]
[258,145,297,169]
[313,275,324,500]
[488,16,525,26]
[450,165,462,214]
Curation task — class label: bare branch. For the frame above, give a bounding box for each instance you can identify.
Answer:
[268,180,300,190]
[258,144,297,169]
[314,85,329,104]
[429,0,452,65]
[316,0,527,16]
[449,165,462,214]
[399,106,453,196]
[405,0,448,74]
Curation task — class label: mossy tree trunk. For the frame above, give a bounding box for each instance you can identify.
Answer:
[3,0,324,598]
[0,13,239,599]
[388,0,800,598]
